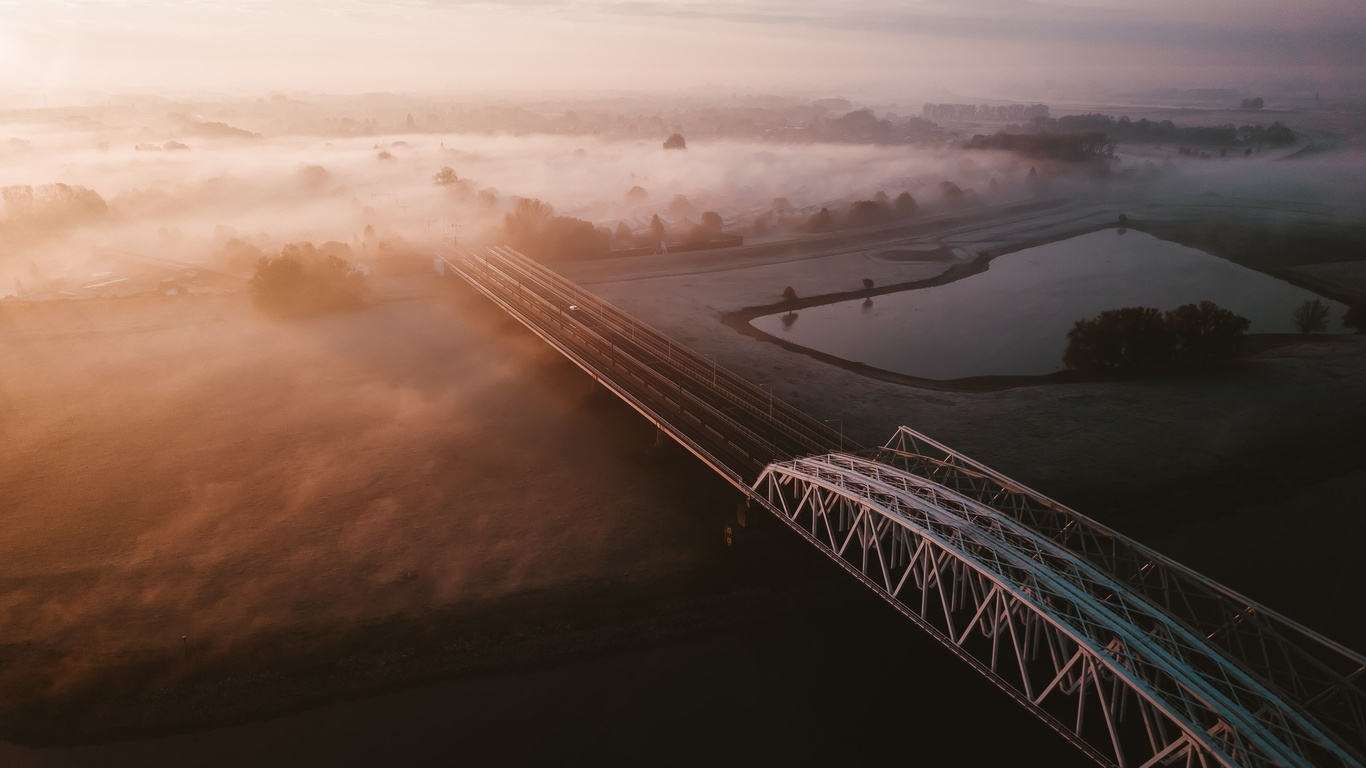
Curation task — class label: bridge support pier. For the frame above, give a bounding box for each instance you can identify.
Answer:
[651,425,670,449]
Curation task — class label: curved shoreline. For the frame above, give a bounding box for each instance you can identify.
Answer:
[722,222,1113,392]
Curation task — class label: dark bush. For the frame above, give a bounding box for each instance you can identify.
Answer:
[663,133,687,150]
[249,242,366,317]
[1165,301,1250,362]
[1065,301,1253,374]
[781,286,798,301]
[1064,307,1173,374]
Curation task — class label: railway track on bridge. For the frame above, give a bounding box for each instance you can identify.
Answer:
[442,243,1366,768]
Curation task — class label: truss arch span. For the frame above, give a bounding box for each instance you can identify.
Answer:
[754,452,1364,768]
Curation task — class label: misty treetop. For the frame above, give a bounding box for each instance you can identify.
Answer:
[249,242,367,317]
[0,183,109,245]
[500,197,608,263]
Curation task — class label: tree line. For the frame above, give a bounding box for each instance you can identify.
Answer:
[1011,114,1295,148]
[1065,298,1362,375]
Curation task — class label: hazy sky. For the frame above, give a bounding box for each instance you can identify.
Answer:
[2,0,1363,97]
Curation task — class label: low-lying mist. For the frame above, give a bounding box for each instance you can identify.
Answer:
[0,114,1072,295]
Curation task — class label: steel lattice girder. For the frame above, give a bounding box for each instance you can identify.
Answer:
[753,451,1365,768]
[877,426,1366,760]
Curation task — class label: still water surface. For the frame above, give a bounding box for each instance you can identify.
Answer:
[752,229,1347,379]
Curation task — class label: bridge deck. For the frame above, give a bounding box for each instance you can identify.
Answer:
[443,244,849,488]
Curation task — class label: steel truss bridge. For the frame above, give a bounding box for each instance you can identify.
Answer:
[441,244,1366,768]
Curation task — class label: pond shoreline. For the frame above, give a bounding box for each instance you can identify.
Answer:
[723,221,1356,391]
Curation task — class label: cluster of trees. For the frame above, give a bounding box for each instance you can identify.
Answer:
[0,183,108,244]
[611,208,736,252]
[797,191,919,234]
[248,242,367,317]
[966,131,1115,163]
[1009,114,1295,148]
[1063,301,1251,374]
[1240,97,1265,110]
[500,197,608,262]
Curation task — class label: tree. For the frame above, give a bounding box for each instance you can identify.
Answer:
[298,165,332,191]
[807,207,834,233]
[862,278,875,290]
[894,192,917,215]
[433,166,458,186]
[1344,304,1365,333]
[663,133,687,150]
[1164,301,1250,362]
[650,214,667,243]
[669,194,693,217]
[699,211,723,232]
[772,197,793,215]
[1063,307,1174,374]
[1292,298,1331,334]
[626,186,649,204]
[249,242,366,317]
[781,286,798,301]
[614,221,632,242]
[939,181,966,203]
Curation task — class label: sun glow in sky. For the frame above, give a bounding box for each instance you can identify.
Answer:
[1,0,1363,96]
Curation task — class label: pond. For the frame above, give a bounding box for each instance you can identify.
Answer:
[751,229,1348,380]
